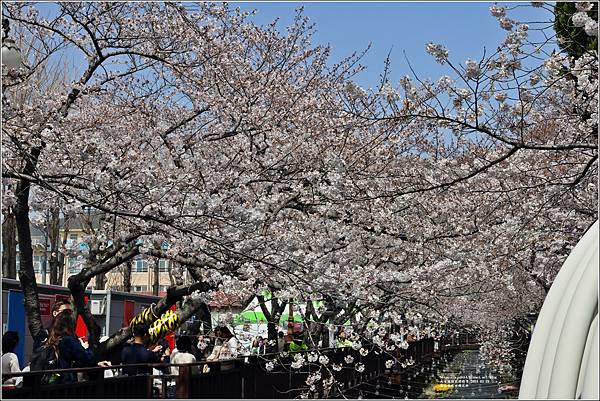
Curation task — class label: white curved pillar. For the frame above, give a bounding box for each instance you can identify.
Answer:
[519,221,598,399]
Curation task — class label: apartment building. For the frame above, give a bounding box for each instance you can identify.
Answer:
[15,217,173,295]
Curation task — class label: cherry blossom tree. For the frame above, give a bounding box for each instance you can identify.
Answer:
[1,1,383,354]
[1,2,597,388]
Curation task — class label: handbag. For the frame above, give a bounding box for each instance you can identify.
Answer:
[202,345,223,373]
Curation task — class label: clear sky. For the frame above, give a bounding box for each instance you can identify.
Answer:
[25,1,554,88]
[233,1,554,87]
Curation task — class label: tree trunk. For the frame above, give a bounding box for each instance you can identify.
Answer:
[68,275,102,353]
[257,294,287,353]
[95,272,106,290]
[146,297,205,345]
[15,173,43,338]
[168,269,176,286]
[267,321,279,349]
[153,258,160,295]
[123,259,132,292]
[2,208,17,279]
[196,302,212,335]
[99,281,214,356]
[48,207,60,285]
[56,221,70,286]
[56,252,65,286]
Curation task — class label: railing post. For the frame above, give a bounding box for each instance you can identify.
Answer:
[176,365,190,399]
[162,372,168,399]
[241,362,245,399]
[147,372,154,399]
[246,355,257,398]
[32,372,42,399]
[96,368,106,398]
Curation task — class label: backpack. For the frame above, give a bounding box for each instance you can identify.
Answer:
[29,344,61,385]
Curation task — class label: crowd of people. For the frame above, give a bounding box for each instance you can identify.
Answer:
[2,299,363,395]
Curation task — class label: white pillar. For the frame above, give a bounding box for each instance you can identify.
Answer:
[519,221,598,399]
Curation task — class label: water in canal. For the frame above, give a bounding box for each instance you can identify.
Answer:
[350,349,519,399]
[418,349,518,399]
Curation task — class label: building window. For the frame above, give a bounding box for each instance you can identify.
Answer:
[134,257,148,272]
[15,256,45,273]
[159,285,169,292]
[158,259,170,272]
[132,285,148,292]
[67,234,78,249]
[69,256,82,273]
[32,255,42,273]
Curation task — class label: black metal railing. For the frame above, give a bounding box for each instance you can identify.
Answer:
[2,339,436,399]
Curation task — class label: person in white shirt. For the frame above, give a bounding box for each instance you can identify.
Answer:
[170,336,197,376]
[206,326,239,372]
[2,331,21,386]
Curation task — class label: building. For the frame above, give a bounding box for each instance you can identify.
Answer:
[13,214,173,295]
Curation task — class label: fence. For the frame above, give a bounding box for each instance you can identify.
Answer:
[2,339,434,399]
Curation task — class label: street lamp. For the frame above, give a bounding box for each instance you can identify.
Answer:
[2,18,23,72]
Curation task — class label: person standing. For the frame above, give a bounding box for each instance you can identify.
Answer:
[206,326,239,372]
[207,326,238,360]
[251,336,266,354]
[120,324,162,376]
[170,336,197,376]
[288,332,308,352]
[196,334,211,360]
[47,310,111,383]
[33,299,72,350]
[277,331,286,353]
[2,331,21,386]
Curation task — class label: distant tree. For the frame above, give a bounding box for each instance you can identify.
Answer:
[555,2,598,59]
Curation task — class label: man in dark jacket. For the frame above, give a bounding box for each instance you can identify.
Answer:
[121,324,162,376]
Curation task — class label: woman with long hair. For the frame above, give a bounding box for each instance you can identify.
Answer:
[207,326,239,360]
[47,310,111,383]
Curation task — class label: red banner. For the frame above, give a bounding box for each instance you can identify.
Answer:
[75,296,88,338]
[123,300,135,327]
[166,305,176,350]
[39,298,52,316]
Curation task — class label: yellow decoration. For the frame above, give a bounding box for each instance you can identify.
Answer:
[130,304,157,326]
[147,310,179,343]
[433,383,455,393]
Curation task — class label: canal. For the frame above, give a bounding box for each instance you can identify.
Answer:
[349,349,519,399]
[418,349,518,399]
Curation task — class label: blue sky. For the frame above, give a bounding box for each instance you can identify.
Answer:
[26,1,554,88]
[233,1,554,87]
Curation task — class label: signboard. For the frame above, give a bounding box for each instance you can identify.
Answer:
[39,297,52,316]
[55,294,70,302]
[39,296,55,329]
